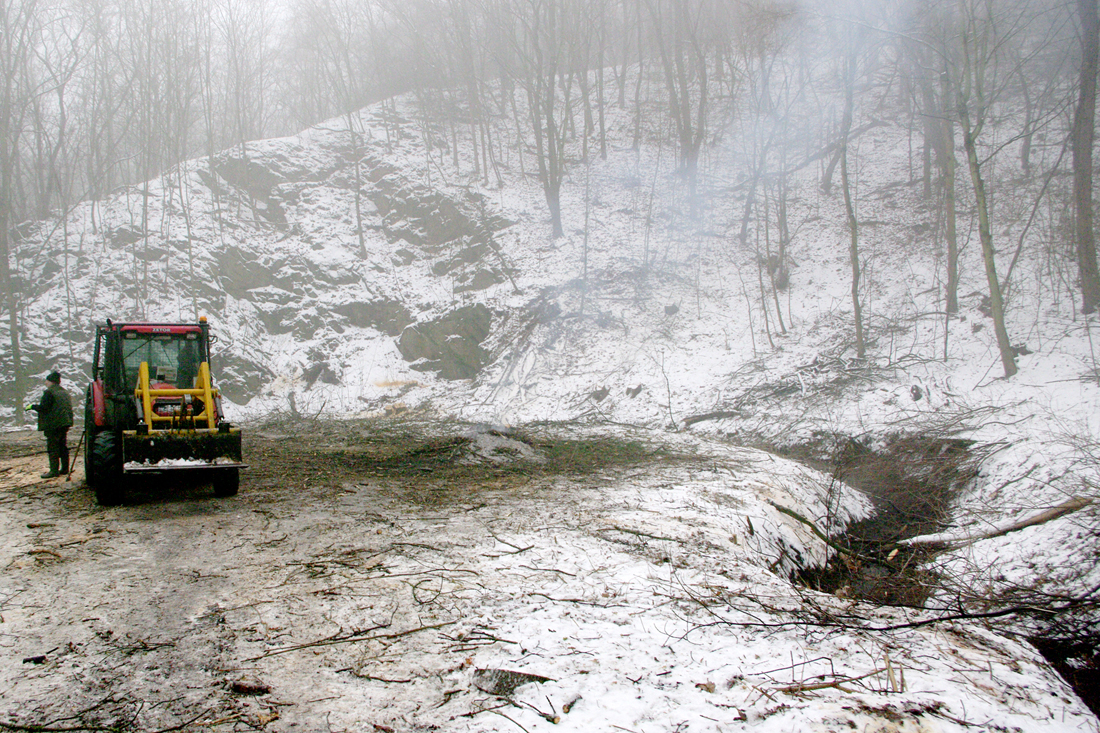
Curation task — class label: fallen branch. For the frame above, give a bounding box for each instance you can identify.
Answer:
[150,709,218,733]
[60,533,109,547]
[0,722,122,732]
[0,700,211,733]
[527,592,618,607]
[339,670,416,683]
[193,713,245,728]
[682,410,741,427]
[486,530,534,555]
[772,666,887,694]
[518,565,576,577]
[245,621,454,661]
[766,501,890,570]
[599,525,681,543]
[903,497,1092,549]
[685,598,1078,637]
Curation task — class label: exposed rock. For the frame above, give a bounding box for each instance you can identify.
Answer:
[252,197,287,225]
[304,261,360,286]
[215,154,286,199]
[370,180,508,252]
[216,352,276,404]
[250,302,298,334]
[133,243,170,262]
[216,248,283,296]
[528,296,561,324]
[107,225,145,247]
[8,121,520,408]
[397,304,493,380]
[362,157,398,183]
[11,220,42,243]
[215,137,343,193]
[248,286,297,306]
[303,361,340,388]
[332,300,413,336]
[430,240,492,276]
[40,261,62,280]
[269,261,313,293]
[454,269,506,293]
[287,309,328,340]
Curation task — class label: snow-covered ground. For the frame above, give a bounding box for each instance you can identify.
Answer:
[0,425,1094,732]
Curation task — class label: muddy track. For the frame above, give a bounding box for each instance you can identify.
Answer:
[0,422,692,732]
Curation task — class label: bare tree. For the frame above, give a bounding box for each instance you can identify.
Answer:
[646,0,716,211]
[502,0,581,238]
[939,62,960,316]
[838,41,865,359]
[75,0,125,233]
[898,17,961,315]
[1074,0,1100,314]
[29,11,82,219]
[215,0,276,151]
[0,0,45,415]
[951,0,1020,377]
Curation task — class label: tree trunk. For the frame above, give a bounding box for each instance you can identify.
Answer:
[839,53,865,359]
[0,1,36,418]
[941,62,959,315]
[960,116,1017,378]
[597,20,607,161]
[943,128,959,314]
[349,124,367,259]
[1075,0,1100,314]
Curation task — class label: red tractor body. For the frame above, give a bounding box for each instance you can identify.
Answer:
[85,318,245,503]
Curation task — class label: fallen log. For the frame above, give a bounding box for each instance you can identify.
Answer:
[682,410,741,427]
[902,496,1092,549]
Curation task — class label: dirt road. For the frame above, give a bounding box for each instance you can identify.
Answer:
[0,420,695,731]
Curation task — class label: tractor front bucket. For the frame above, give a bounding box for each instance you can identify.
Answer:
[122,427,245,472]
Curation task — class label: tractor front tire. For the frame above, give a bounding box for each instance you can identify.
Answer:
[212,468,239,498]
[90,430,125,505]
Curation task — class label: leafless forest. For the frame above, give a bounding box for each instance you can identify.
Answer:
[1,0,1098,408]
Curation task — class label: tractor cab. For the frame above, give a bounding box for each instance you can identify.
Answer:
[116,326,209,424]
[119,326,206,391]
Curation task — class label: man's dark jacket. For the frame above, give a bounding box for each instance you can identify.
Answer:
[34,383,74,432]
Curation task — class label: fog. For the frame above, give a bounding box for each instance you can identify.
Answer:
[0,0,1092,401]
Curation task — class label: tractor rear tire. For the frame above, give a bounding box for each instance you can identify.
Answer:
[212,468,239,498]
[90,430,125,505]
[84,429,96,487]
[83,393,96,486]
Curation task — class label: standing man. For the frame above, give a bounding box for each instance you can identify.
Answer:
[27,371,74,479]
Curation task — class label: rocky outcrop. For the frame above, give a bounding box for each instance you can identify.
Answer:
[397,305,493,380]
[216,352,276,404]
[216,248,284,297]
[9,120,522,408]
[332,300,413,336]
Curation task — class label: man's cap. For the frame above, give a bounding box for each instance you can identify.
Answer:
[46,371,61,384]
